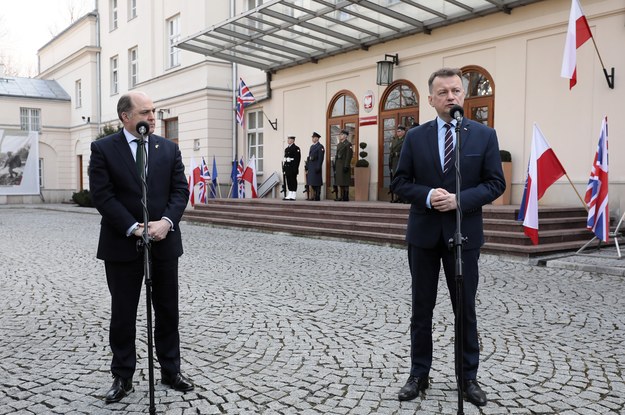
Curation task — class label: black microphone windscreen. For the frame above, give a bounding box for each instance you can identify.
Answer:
[450,105,464,120]
[136,121,150,136]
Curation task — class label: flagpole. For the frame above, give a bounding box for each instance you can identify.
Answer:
[216,178,223,198]
[563,173,588,212]
[588,35,615,89]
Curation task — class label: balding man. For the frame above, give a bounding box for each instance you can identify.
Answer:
[89,91,194,403]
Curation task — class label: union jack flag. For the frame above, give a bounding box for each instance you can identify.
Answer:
[236,78,255,126]
[237,158,245,198]
[584,116,609,242]
[198,157,211,204]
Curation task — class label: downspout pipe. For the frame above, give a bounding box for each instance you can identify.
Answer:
[231,0,237,162]
[95,0,101,129]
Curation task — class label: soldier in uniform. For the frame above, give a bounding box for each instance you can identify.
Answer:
[307,132,325,201]
[334,129,353,202]
[282,135,301,200]
[388,125,407,202]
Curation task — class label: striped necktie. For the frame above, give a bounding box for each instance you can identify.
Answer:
[443,123,454,173]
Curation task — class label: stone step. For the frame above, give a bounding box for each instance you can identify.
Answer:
[185,215,406,246]
[184,200,594,257]
[184,211,408,235]
[192,202,409,224]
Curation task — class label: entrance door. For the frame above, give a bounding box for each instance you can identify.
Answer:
[378,81,419,201]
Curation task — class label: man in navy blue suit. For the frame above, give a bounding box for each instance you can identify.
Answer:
[89,91,194,403]
[391,68,505,407]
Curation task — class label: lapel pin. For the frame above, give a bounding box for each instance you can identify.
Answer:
[155,144,159,149]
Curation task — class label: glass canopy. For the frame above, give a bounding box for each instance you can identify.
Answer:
[177,0,543,73]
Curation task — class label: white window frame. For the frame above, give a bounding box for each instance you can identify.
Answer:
[110,0,118,30]
[128,0,137,20]
[110,56,119,95]
[20,107,41,132]
[247,109,264,174]
[75,80,82,108]
[129,47,138,88]
[167,15,180,69]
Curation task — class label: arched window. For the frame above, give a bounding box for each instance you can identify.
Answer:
[378,80,419,201]
[326,91,359,197]
[461,65,494,127]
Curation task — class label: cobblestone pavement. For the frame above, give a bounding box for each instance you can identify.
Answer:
[1,206,624,414]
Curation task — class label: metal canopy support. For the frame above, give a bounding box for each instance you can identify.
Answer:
[176,0,544,73]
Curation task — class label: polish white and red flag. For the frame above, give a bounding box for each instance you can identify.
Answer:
[187,157,201,207]
[561,0,592,89]
[518,124,567,245]
[241,155,258,198]
[584,116,609,242]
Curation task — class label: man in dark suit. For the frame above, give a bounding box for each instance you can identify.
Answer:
[391,68,505,407]
[89,91,194,404]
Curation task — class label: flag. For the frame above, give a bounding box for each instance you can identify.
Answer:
[210,155,218,198]
[198,157,211,204]
[238,158,245,198]
[518,124,567,245]
[187,157,201,207]
[236,78,256,126]
[241,155,257,198]
[230,158,239,199]
[561,0,592,89]
[585,116,609,242]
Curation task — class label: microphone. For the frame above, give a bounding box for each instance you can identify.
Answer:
[450,105,464,122]
[136,121,150,136]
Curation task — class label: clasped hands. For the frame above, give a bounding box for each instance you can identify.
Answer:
[133,219,171,241]
[430,188,457,212]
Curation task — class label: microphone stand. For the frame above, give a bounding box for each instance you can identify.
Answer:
[449,118,465,415]
[136,131,157,415]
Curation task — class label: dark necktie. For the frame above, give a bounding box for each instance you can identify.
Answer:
[443,123,454,173]
[134,139,145,176]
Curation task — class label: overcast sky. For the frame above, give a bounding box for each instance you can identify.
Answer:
[0,0,95,77]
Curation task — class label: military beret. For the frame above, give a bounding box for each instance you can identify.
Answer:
[340,129,349,136]
[397,125,406,131]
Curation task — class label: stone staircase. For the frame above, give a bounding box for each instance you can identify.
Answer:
[183,199,597,257]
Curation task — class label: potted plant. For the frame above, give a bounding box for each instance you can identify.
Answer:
[354,142,370,201]
[493,149,512,205]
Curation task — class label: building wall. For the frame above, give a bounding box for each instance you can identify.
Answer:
[28,0,240,202]
[242,0,624,214]
[6,0,624,220]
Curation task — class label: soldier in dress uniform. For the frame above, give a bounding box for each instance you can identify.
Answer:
[388,125,407,202]
[307,132,325,201]
[282,135,301,200]
[334,129,353,202]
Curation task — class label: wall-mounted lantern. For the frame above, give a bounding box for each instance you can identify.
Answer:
[376,53,399,86]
